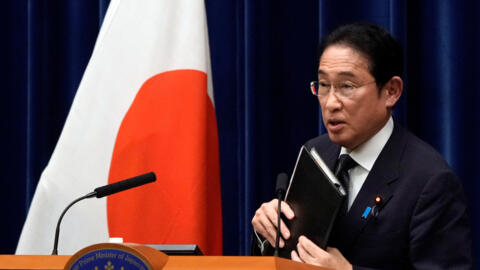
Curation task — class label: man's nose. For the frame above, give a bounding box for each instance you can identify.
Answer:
[322,89,342,111]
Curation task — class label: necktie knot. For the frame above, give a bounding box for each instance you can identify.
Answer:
[334,154,357,177]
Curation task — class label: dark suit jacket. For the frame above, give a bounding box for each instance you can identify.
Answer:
[303,123,473,269]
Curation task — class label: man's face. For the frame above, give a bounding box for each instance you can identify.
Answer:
[318,45,393,150]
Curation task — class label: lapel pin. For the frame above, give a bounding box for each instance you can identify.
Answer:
[375,195,383,205]
[361,206,372,219]
[361,195,384,220]
[371,195,383,217]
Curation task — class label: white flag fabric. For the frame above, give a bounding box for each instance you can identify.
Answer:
[17,0,222,255]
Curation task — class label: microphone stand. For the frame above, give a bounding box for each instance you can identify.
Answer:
[273,173,288,257]
[273,197,283,257]
[51,191,96,255]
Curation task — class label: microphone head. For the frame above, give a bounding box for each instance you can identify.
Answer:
[275,172,289,197]
[94,172,156,198]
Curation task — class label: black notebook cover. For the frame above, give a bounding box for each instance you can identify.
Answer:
[277,146,346,258]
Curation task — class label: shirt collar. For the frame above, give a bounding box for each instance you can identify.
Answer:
[339,117,394,172]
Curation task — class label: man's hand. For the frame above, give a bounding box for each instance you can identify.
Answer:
[251,199,295,248]
[291,236,352,270]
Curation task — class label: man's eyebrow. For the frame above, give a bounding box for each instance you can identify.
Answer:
[317,70,357,78]
[338,71,356,77]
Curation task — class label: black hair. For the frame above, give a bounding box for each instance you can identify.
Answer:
[318,22,403,91]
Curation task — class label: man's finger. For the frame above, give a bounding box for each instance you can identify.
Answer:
[298,235,325,257]
[279,238,285,248]
[326,246,340,255]
[297,240,315,264]
[291,250,302,262]
[280,201,295,219]
[277,201,293,239]
[279,218,291,240]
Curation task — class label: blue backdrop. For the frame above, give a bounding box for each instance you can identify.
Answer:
[1,0,478,264]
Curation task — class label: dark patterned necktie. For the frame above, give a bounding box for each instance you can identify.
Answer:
[334,154,358,214]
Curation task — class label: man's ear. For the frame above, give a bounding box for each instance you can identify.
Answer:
[383,76,403,109]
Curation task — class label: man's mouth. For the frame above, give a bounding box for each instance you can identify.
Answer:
[328,119,344,125]
[327,119,345,131]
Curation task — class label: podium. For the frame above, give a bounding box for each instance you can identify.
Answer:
[0,243,328,270]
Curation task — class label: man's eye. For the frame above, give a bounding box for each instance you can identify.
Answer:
[319,82,330,88]
[340,83,355,90]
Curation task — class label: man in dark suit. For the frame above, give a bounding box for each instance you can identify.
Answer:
[251,22,473,269]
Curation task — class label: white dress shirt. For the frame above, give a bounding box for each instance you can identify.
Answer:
[340,117,394,210]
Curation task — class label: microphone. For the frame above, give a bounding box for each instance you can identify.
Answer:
[51,172,156,255]
[94,172,156,198]
[274,173,289,257]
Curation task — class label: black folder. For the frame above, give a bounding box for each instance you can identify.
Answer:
[278,146,346,258]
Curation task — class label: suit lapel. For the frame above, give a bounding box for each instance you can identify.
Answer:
[335,123,407,254]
